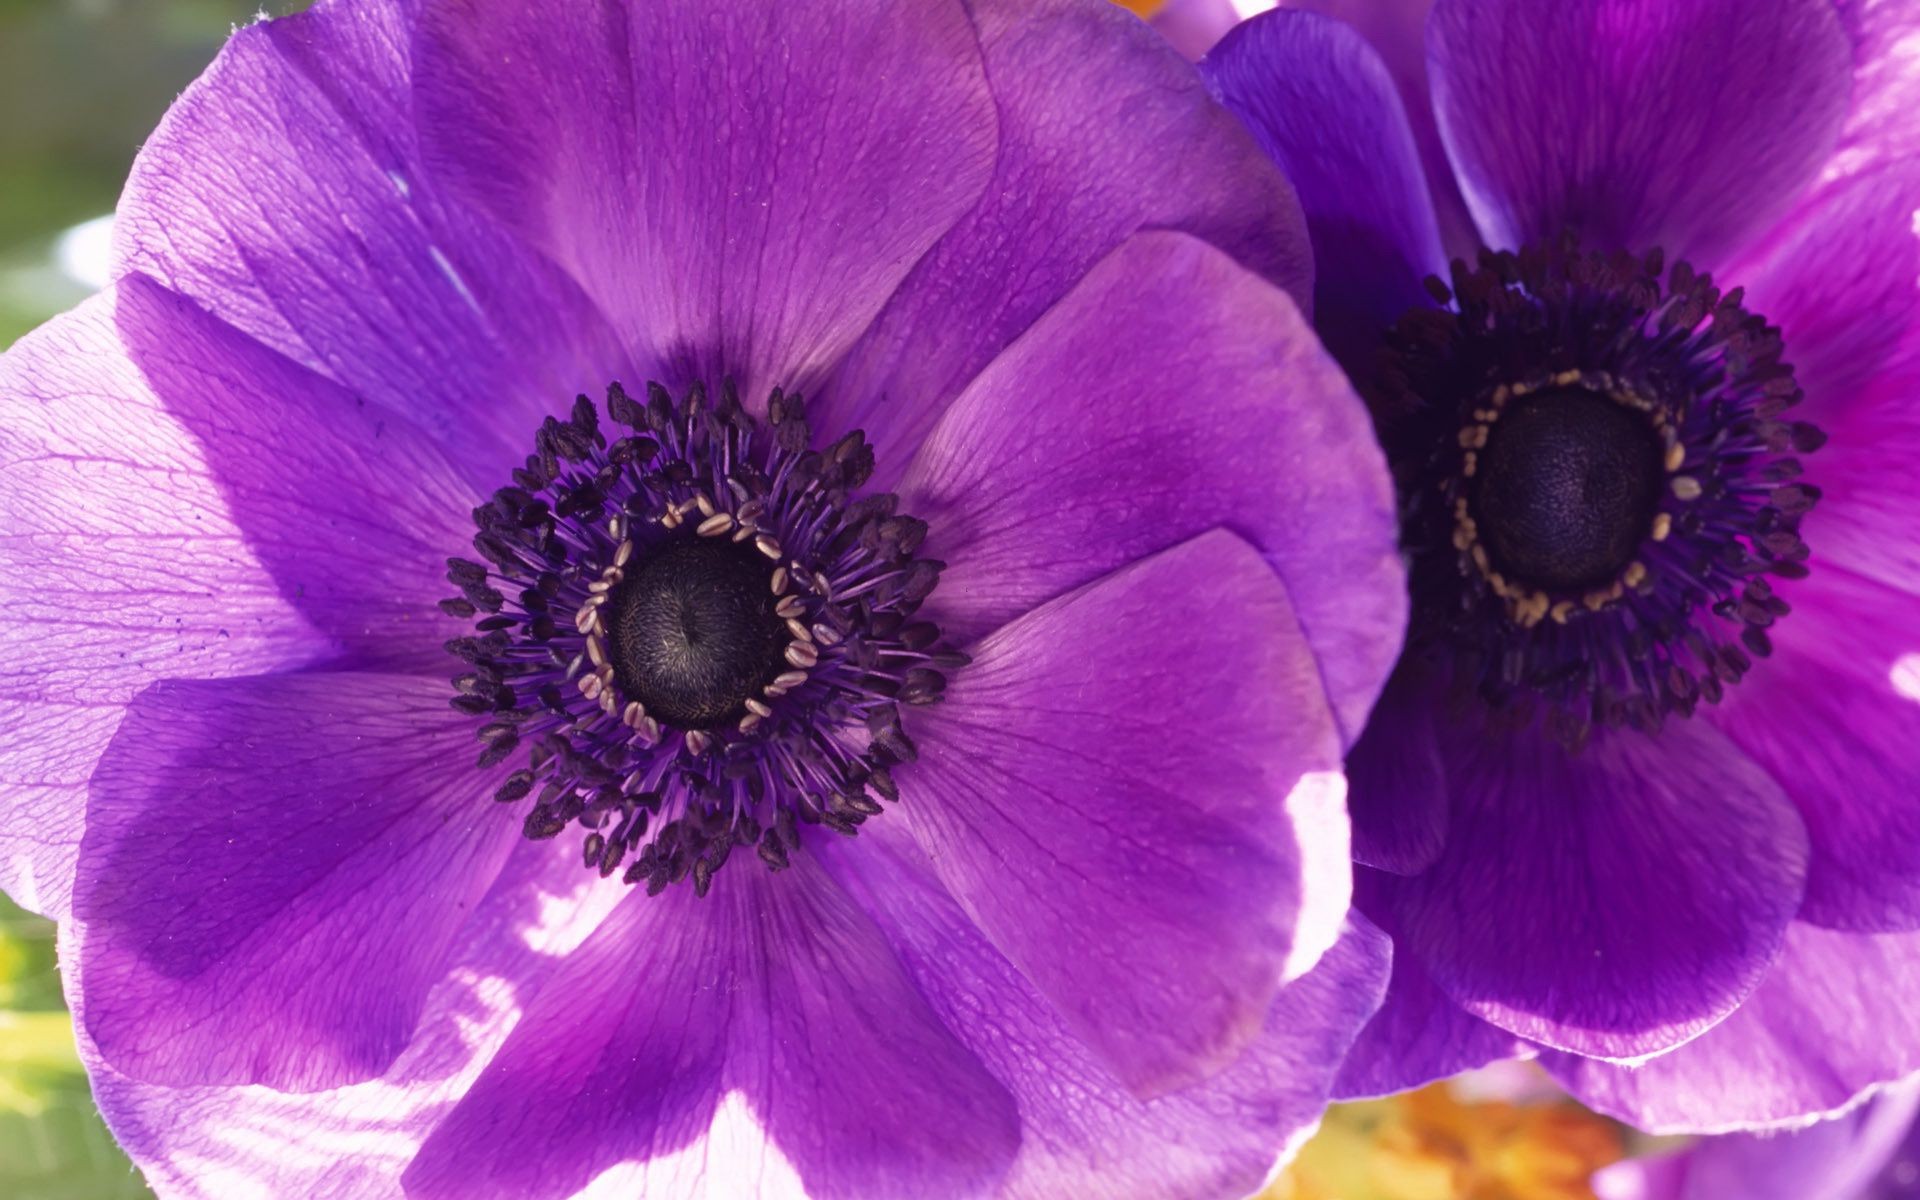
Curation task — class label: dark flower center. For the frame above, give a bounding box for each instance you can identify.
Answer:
[440,382,962,894]
[1471,387,1664,593]
[1372,237,1823,748]
[606,538,786,729]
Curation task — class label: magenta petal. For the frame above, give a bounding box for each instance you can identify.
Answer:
[1836,0,1920,171]
[1333,900,1525,1099]
[412,0,995,402]
[1547,923,1920,1132]
[901,531,1352,1095]
[115,0,625,479]
[822,0,1313,471]
[1726,167,1920,606]
[1203,8,1446,368]
[1708,566,1920,931]
[80,842,628,1200]
[898,231,1403,744]
[404,861,1018,1200]
[1724,166,1920,430]
[72,672,521,1091]
[0,279,474,919]
[824,824,1389,1200]
[1427,0,1851,265]
[1384,718,1808,1058]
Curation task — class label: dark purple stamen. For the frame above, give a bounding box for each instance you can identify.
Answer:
[441,381,964,894]
[1373,236,1824,748]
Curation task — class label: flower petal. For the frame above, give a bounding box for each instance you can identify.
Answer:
[1274,0,1479,254]
[900,530,1351,1095]
[1611,1080,1920,1200]
[1723,166,1920,429]
[1381,717,1808,1058]
[897,230,1403,744]
[1203,8,1446,369]
[71,672,521,1090]
[1333,900,1525,1099]
[1718,166,1920,607]
[411,0,995,403]
[78,842,627,1200]
[1427,0,1851,266]
[823,823,1389,1200]
[1708,566,1920,931]
[1149,0,1243,60]
[115,0,624,479]
[0,278,474,919]
[1343,670,1450,875]
[403,860,1019,1200]
[1835,0,1920,171]
[1546,924,1920,1132]
[820,0,1313,470]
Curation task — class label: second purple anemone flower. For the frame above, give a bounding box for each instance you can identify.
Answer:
[1203,0,1920,1132]
[0,0,1407,1195]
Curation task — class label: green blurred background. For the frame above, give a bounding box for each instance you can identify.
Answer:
[2,8,297,1194]
[0,0,301,347]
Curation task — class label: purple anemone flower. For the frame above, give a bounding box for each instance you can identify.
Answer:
[1200,0,1920,1132]
[0,0,1409,1195]
[1596,1077,1920,1200]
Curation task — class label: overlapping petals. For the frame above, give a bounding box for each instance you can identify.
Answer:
[1204,0,1920,1131]
[0,277,472,919]
[73,673,521,1091]
[0,0,1411,1194]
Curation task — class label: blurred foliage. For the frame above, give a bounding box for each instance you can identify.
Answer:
[0,0,297,347]
[0,895,152,1199]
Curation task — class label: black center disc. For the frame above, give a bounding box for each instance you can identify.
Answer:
[1471,388,1664,592]
[606,538,786,729]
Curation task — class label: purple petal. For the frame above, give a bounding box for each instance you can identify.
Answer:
[404,860,1018,1200]
[1594,1103,1920,1200]
[820,0,1313,474]
[900,530,1352,1095]
[114,0,625,481]
[1804,370,1920,607]
[1381,718,1808,1058]
[1721,165,1920,606]
[825,823,1389,1200]
[411,0,995,404]
[1724,166,1920,431]
[1333,899,1525,1099]
[1203,8,1446,368]
[1343,670,1449,874]
[1274,0,1480,254]
[1547,924,1920,1132]
[1592,1153,1691,1200]
[897,231,1403,744]
[80,842,629,1200]
[1707,566,1920,931]
[0,279,474,919]
[1150,0,1243,60]
[1662,1080,1920,1200]
[1835,0,1920,171]
[1427,0,1851,266]
[71,672,521,1091]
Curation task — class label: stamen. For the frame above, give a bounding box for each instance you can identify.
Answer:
[440,382,957,891]
[1373,236,1821,747]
